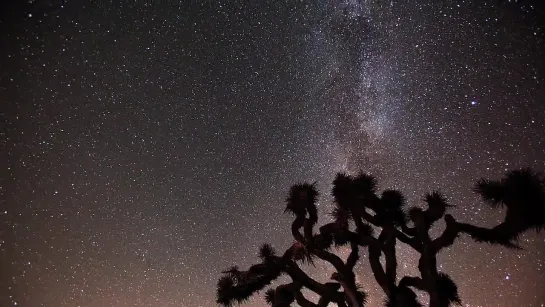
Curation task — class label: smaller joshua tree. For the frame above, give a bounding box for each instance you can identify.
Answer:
[216,168,545,307]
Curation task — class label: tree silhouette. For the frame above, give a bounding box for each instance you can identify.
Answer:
[216,168,545,307]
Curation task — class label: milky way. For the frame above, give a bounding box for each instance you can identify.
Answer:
[1,1,545,306]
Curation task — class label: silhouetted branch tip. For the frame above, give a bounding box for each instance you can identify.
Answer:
[285,183,319,218]
[259,244,277,262]
[437,273,462,306]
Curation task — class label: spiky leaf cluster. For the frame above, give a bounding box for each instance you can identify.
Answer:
[474,168,545,234]
[354,283,368,305]
[332,172,378,210]
[436,273,462,306]
[380,189,408,226]
[290,241,315,265]
[385,286,422,307]
[330,206,351,229]
[259,244,277,263]
[216,263,282,306]
[285,183,319,223]
[353,172,378,197]
[317,222,362,248]
[408,207,424,224]
[265,285,298,307]
[332,173,356,209]
[264,288,276,305]
[424,192,453,223]
[407,192,453,230]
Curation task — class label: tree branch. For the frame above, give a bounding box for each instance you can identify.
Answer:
[294,289,319,307]
[368,241,389,294]
[382,227,398,288]
[456,221,521,248]
[346,242,359,270]
[291,215,305,243]
[394,228,421,251]
[432,214,459,252]
[399,276,426,291]
[284,260,327,295]
[358,207,382,226]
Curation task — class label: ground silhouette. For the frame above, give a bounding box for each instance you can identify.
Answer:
[216,168,545,307]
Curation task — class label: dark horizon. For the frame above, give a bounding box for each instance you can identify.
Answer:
[1,1,545,306]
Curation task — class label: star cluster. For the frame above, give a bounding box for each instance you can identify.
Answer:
[1,1,545,306]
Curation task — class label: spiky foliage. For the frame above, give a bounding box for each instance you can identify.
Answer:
[385,286,423,307]
[407,192,453,231]
[381,190,406,209]
[285,183,319,223]
[408,207,424,224]
[216,261,284,307]
[316,222,354,248]
[264,284,302,307]
[314,227,335,250]
[436,273,462,306]
[259,244,277,263]
[264,288,276,306]
[454,169,545,248]
[291,241,315,265]
[380,189,408,226]
[354,283,368,305]
[357,289,368,305]
[332,172,357,209]
[332,172,379,213]
[475,168,543,207]
[331,206,352,228]
[326,229,351,247]
[474,168,545,235]
[263,284,299,307]
[353,172,378,196]
[424,191,453,223]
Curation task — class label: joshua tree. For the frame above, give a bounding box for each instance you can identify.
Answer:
[216,168,545,307]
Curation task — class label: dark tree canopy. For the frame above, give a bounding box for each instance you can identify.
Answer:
[216,168,545,307]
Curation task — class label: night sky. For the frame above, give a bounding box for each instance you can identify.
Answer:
[1,1,545,306]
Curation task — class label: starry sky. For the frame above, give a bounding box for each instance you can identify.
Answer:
[1,0,545,306]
